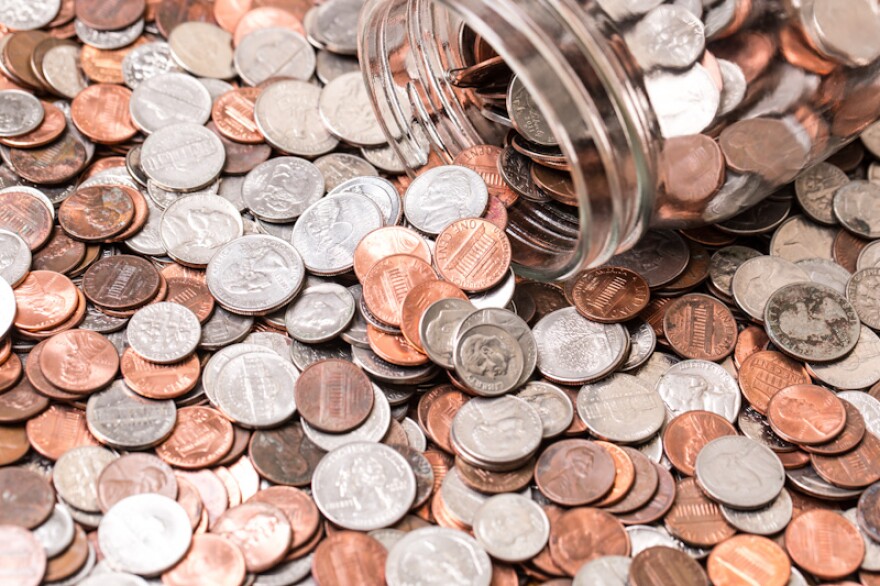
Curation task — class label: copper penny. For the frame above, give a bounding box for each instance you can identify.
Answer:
[423,449,452,497]
[214,0,251,32]
[767,384,847,445]
[779,24,837,76]
[97,452,178,513]
[739,350,811,415]
[0,467,54,528]
[177,469,227,527]
[70,84,138,144]
[212,87,264,144]
[43,525,88,582]
[734,325,771,368]
[834,229,870,273]
[31,226,86,274]
[362,254,438,326]
[453,144,518,207]
[434,218,512,292]
[17,287,86,342]
[76,0,146,30]
[249,420,325,487]
[664,477,735,548]
[601,447,659,515]
[534,439,616,507]
[615,463,676,526]
[0,190,53,249]
[82,254,161,310]
[0,424,28,465]
[568,266,650,323]
[0,353,22,393]
[658,240,710,295]
[804,399,866,456]
[216,426,251,467]
[312,530,386,586]
[164,276,215,323]
[248,485,320,551]
[80,37,150,84]
[0,378,49,424]
[416,385,454,434]
[120,348,201,399]
[663,410,737,476]
[176,476,204,529]
[593,441,635,507]
[367,325,430,366]
[13,270,78,331]
[7,130,88,185]
[0,339,9,365]
[25,404,98,460]
[531,504,566,577]
[455,455,534,495]
[2,31,49,90]
[548,507,629,577]
[785,509,865,580]
[639,296,672,340]
[400,280,468,352]
[161,533,246,586]
[778,449,811,469]
[0,101,65,148]
[352,226,432,283]
[207,120,272,175]
[38,329,118,393]
[659,134,726,211]
[155,406,234,469]
[294,359,374,433]
[211,502,292,573]
[629,546,708,586]
[424,389,468,453]
[811,433,880,489]
[662,292,737,361]
[156,0,217,37]
[58,185,136,241]
[482,195,508,230]
[232,7,304,45]
[0,525,46,586]
[108,186,150,243]
[707,534,791,586]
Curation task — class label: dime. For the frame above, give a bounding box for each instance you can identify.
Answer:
[214,351,298,428]
[472,493,549,562]
[506,76,555,146]
[122,41,182,89]
[454,325,524,396]
[254,79,339,157]
[835,179,880,239]
[515,380,574,438]
[403,165,489,236]
[795,162,848,225]
[0,228,30,286]
[0,90,44,137]
[126,302,200,364]
[720,488,793,536]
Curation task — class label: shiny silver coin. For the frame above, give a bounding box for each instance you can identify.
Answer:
[469,269,517,310]
[318,71,386,146]
[315,49,359,84]
[289,340,352,373]
[573,555,631,586]
[76,18,144,50]
[159,194,243,267]
[847,268,880,330]
[360,143,406,174]
[234,29,315,86]
[52,446,118,513]
[0,90,43,137]
[769,215,836,262]
[695,436,785,510]
[86,381,176,450]
[506,76,556,146]
[129,72,212,134]
[472,493,549,563]
[809,325,880,391]
[32,503,75,558]
[168,21,235,79]
[328,176,401,226]
[515,380,574,438]
[620,320,657,371]
[656,359,741,423]
[0,228,30,286]
[786,464,862,501]
[577,373,665,444]
[795,162,848,226]
[242,157,325,223]
[314,153,378,192]
[140,123,225,191]
[42,44,88,99]
[0,0,60,30]
[147,178,220,210]
[284,282,355,344]
[202,343,273,405]
[450,396,543,470]
[626,526,679,557]
[731,255,810,322]
[716,58,746,116]
[254,79,339,157]
[796,257,851,294]
[126,302,201,364]
[198,307,253,351]
[456,307,536,388]
[737,407,796,453]
[311,0,361,55]
[419,298,476,369]
[122,41,182,90]
[354,346,438,386]
[404,165,489,236]
[626,4,704,70]
[312,442,416,531]
[386,527,492,586]
[839,390,880,438]
[214,351,299,428]
[300,385,391,451]
[644,64,719,138]
[720,488,793,536]
[125,195,166,257]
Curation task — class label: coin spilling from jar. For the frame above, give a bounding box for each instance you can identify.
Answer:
[2,0,880,585]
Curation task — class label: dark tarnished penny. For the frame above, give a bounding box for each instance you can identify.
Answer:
[294,359,374,433]
[663,410,737,476]
[662,293,737,361]
[548,507,629,577]
[249,421,326,487]
[82,254,161,310]
[629,546,709,586]
[534,439,615,507]
[32,226,87,274]
[664,477,735,548]
[0,467,55,528]
[858,483,880,543]
[568,266,650,323]
[76,0,146,31]
[739,350,811,415]
[8,130,88,185]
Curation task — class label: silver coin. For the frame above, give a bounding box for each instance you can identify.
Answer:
[656,359,741,423]
[291,193,384,275]
[141,123,225,191]
[695,436,784,510]
[217,176,246,212]
[786,464,862,501]
[0,0,59,30]
[200,307,253,351]
[716,58,746,116]
[621,319,657,371]
[645,64,719,138]
[33,503,75,558]
[631,350,680,392]
[300,385,391,450]
[126,302,201,364]
[455,308,536,389]
[86,381,176,450]
[284,282,355,344]
[234,29,315,86]
[242,157,325,223]
[254,80,339,157]
[626,4,704,70]
[40,44,87,99]
[360,143,406,174]
[806,0,880,67]
[315,49,359,84]
[469,267,517,309]
[439,466,489,527]
[419,298,475,369]
[453,325,524,397]
[737,407,795,453]
[577,373,665,444]
[125,195,166,257]
[608,230,690,288]
[79,304,128,335]
[595,0,663,21]
[122,41,182,90]
[847,268,880,330]
[573,555,631,586]
[290,339,352,372]
[202,343,273,404]
[844,508,880,572]
[168,22,234,79]
[0,228,30,286]
[626,526,679,557]
[810,325,880,390]
[472,493,548,563]
[796,257,851,294]
[515,380,574,439]
[318,72,386,146]
[98,493,192,576]
[214,351,298,428]
[385,526,492,586]
[0,90,43,137]
[506,76,555,146]
[160,194,243,267]
[147,179,220,210]
[206,235,306,315]
[770,215,836,262]
[858,241,880,271]
[450,396,543,470]
[709,245,763,298]
[532,307,628,384]
[75,18,144,50]
[311,442,415,531]
[56,546,99,585]
[839,390,880,438]
[130,72,212,134]
[52,446,118,513]
[253,554,313,586]
[314,153,378,192]
[795,162,848,226]
[765,282,861,362]
[720,488,793,536]
[328,176,402,226]
[370,529,406,552]
[498,146,537,199]
[403,165,489,236]
[401,417,427,452]
[731,255,810,322]
[834,180,880,239]
[311,0,361,55]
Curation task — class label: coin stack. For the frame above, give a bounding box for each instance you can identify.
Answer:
[1,1,880,586]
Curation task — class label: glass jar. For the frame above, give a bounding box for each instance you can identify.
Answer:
[359,0,880,280]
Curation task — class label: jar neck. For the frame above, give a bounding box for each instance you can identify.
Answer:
[359,0,660,281]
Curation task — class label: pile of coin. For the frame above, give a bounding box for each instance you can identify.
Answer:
[2,1,880,586]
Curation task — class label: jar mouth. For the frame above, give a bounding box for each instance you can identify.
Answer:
[359,0,660,281]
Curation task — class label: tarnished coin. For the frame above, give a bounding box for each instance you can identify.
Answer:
[214,351,298,428]
[834,180,880,239]
[770,215,836,262]
[318,72,385,146]
[795,162,849,225]
[129,72,212,134]
[577,373,665,444]
[403,165,489,236]
[451,396,543,470]
[472,493,549,563]
[453,325,524,396]
[695,436,785,510]
[385,527,492,586]
[140,123,225,192]
[847,268,880,330]
[656,359,741,423]
[506,76,555,146]
[126,302,200,364]
[122,41,182,89]
[607,230,690,288]
[242,157,324,223]
[731,255,810,321]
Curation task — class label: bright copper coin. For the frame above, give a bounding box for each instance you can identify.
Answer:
[352,227,432,283]
[424,389,468,454]
[31,226,86,274]
[455,455,534,495]
[708,534,791,586]
[233,6,304,45]
[249,421,325,487]
[811,433,880,489]
[0,191,53,251]
[417,385,454,434]
[43,525,88,582]
[0,339,9,365]
[453,144,518,207]
[568,266,650,323]
[0,354,22,393]
[434,218,512,292]
[12,271,78,331]
[639,296,672,340]
[739,350,812,414]
[366,325,430,366]
[779,24,837,76]
[663,410,737,476]
[70,84,138,144]
[804,400,866,456]
[211,502,292,573]
[59,185,137,242]
[362,254,438,326]
[248,485,320,551]
[38,329,118,393]
[312,530,386,586]
[108,186,150,243]
[76,0,146,30]
[734,325,771,368]
[629,546,708,586]
[0,467,55,528]
[786,509,865,581]
[161,533,246,586]
[664,477,735,548]
[25,404,99,460]
[80,37,150,85]
[534,439,616,507]
[164,276,215,323]
[295,359,374,433]
[0,101,66,148]
[212,87,264,144]
[615,463,676,526]
[0,425,28,466]
[16,286,87,342]
[214,0,251,32]
[97,452,178,513]
[593,441,635,507]
[482,195,508,230]
[659,134,726,208]
[548,507,629,577]
[399,280,469,351]
[767,384,847,445]
[82,254,161,310]
[176,476,204,529]
[0,525,46,586]
[601,447,659,515]
[0,378,49,424]
[532,504,566,577]
[120,348,200,400]
[777,449,811,469]
[662,293,737,361]
[156,406,234,469]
